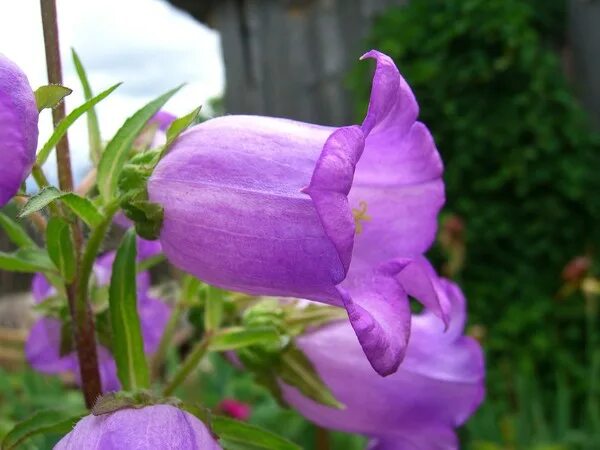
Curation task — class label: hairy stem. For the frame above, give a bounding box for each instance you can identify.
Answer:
[40,0,100,408]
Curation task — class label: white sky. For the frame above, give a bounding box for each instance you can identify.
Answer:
[0,0,224,182]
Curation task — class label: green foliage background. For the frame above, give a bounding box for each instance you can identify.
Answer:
[350,0,600,447]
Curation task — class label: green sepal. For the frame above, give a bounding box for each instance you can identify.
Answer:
[118,149,164,240]
[278,344,343,409]
[120,197,164,240]
[92,390,182,416]
[164,106,202,149]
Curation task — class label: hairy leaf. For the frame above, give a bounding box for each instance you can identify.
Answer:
[0,248,56,273]
[19,187,103,228]
[46,217,76,282]
[108,229,149,390]
[1,410,83,449]
[97,86,182,202]
[37,83,121,165]
[0,212,38,248]
[212,416,301,450]
[72,48,103,164]
[34,84,72,112]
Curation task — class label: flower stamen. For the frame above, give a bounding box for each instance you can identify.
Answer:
[352,201,372,234]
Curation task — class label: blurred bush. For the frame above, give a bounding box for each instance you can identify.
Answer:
[350,0,600,388]
[350,0,600,445]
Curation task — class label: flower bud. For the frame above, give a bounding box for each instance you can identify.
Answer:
[55,405,222,449]
[0,53,39,207]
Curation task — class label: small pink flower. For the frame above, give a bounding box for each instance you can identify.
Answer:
[218,399,251,421]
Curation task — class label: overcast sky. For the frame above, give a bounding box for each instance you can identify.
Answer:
[0,0,224,182]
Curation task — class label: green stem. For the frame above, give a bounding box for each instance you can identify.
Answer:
[163,333,212,396]
[76,202,120,316]
[151,303,184,378]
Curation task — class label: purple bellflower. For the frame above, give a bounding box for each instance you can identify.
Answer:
[55,405,222,450]
[149,50,445,375]
[25,240,169,392]
[281,280,485,450]
[0,53,38,207]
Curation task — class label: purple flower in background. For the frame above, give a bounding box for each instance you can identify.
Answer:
[149,50,445,375]
[151,110,177,132]
[281,280,485,450]
[25,240,170,393]
[0,53,38,207]
[55,405,222,450]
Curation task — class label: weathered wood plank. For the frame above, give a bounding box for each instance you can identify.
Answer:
[202,0,406,125]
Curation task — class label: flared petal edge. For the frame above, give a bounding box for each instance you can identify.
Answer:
[338,259,413,376]
[302,125,365,277]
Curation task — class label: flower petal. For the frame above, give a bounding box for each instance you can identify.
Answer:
[367,427,459,450]
[281,280,484,443]
[302,125,365,274]
[25,318,76,374]
[139,295,171,354]
[31,273,55,303]
[149,116,359,300]
[395,257,451,326]
[339,259,412,376]
[351,50,444,265]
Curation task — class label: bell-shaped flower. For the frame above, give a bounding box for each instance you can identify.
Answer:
[55,404,222,450]
[149,50,445,375]
[281,280,485,449]
[25,240,170,392]
[0,53,39,207]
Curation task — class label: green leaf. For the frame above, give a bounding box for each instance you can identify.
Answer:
[0,212,38,248]
[212,416,301,450]
[72,48,103,164]
[0,248,56,273]
[209,326,280,352]
[165,106,202,148]
[278,344,343,409]
[18,187,103,228]
[34,84,72,112]
[37,83,121,165]
[204,285,225,332]
[109,229,150,390]
[46,217,76,282]
[97,85,182,202]
[1,409,84,450]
